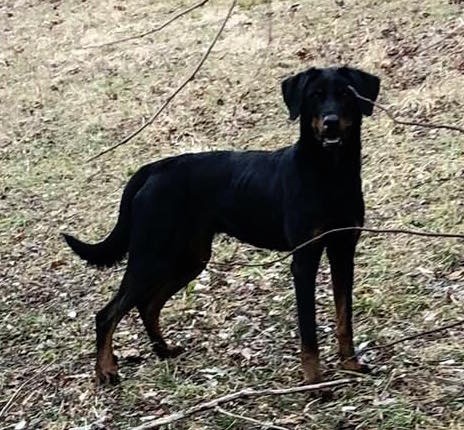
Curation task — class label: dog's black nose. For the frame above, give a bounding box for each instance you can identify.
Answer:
[322,114,339,131]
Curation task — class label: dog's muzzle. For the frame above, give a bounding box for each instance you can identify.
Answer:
[321,114,342,148]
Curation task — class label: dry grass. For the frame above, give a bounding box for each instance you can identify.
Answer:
[1,0,463,429]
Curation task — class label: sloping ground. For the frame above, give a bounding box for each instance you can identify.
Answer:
[1,0,463,429]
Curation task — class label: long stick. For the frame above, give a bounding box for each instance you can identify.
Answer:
[353,318,464,358]
[209,226,464,268]
[82,0,210,49]
[87,0,237,162]
[215,406,290,430]
[130,378,354,429]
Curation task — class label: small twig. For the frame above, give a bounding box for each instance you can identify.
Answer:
[415,19,464,54]
[348,85,464,134]
[129,378,354,429]
[215,406,290,430]
[379,369,396,398]
[0,361,55,418]
[87,0,237,162]
[69,417,107,430]
[266,0,273,45]
[82,0,210,49]
[355,318,464,358]
[209,226,464,268]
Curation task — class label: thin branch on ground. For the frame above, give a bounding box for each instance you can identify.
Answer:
[351,318,464,361]
[266,0,273,45]
[69,417,107,430]
[348,85,464,134]
[209,226,464,268]
[87,0,237,162]
[415,18,464,54]
[215,406,290,430]
[129,378,354,429]
[82,0,210,49]
[0,361,55,418]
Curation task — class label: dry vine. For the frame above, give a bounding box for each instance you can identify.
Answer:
[208,226,464,268]
[352,318,464,360]
[87,0,237,162]
[348,85,464,134]
[82,0,210,49]
[415,18,464,54]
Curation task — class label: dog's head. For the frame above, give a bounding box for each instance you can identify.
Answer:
[282,66,380,149]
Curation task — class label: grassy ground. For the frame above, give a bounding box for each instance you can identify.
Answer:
[1,0,463,429]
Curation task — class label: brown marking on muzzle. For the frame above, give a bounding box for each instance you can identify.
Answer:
[312,116,353,136]
[339,116,352,132]
[311,116,325,136]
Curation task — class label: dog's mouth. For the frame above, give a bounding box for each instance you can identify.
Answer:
[322,136,342,148]
[312,117,347,149]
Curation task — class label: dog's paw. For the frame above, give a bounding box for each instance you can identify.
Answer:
[341,358,370,374]
[303,375,337,401]
[96,362,120,385]
[303,372,323,385]
[155,344,185,360]
[304,370,333,401]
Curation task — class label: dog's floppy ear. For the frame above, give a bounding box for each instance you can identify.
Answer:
[340,67,380,116]
[281,67,318,120]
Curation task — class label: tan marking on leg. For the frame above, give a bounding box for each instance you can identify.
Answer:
[301,346,322,383]
[334,292,355,360]
[339,116,353,132]
[96,321,118,384]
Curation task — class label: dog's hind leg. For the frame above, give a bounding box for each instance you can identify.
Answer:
[95,272,135,384]
[137,263,207,359]
[137,284,185,359]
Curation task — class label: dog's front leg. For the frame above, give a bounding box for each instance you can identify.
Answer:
[327,233,369,374]
[291,246,324,383]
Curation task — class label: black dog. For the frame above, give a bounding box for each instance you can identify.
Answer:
[64,66,380,384]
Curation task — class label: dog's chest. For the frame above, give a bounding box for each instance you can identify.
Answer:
[290,178,364,226]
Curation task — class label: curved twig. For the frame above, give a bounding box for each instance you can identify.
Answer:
[87,0,237,162]
[209,226,464,268]
[415,19,464,54]
[348,85,464,134]
[352,318,464,359]
[82,0,210,49]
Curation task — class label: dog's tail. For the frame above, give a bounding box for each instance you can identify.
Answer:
[62,165,151,267]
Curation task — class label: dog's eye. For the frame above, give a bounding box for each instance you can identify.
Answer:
[313,89,325,98]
